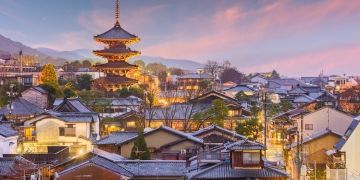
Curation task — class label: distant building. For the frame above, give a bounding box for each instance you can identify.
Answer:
[0,97,45,122]
[21,86,49,109]
[177,73,214,91]
[250,74,268,86]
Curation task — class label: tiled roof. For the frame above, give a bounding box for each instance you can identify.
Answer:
[45,111,97,123]
[223,85,256,93]
[0,157,36,176]
[94,22,139,41]
[53,98,93,113]
[178,73,213,79]
[293,95,316,103]
[59,155,133,178]
[224,140,265,151]
[0,123,18,137]
[94,61,138,69]
[93,48,140,56]
[117,160,186,177]
[192,124,247,140]
[335,117,360,150]
[100,126,203,145]
[32,86,48,94]
[96,132,138,145]
[190,162,287,179]
[0,97,44,115]
[95,76,138,84]
[288,129,342,149]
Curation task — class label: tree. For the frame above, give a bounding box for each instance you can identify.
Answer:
[0,82,23,107]
[40,83,60,106]
[40,64,58,87]
[63,82,76,98]
[130,131,150,160]
[146,63,167,76]
[220,67,247,84]
[204,60,220,78]
[82,60,92,68]
[270,69,280,79]
[117,87,144,98]
[235,105,262,140]
[193,99,229,128]
[133,60,145,69]
[235,117,263,141]
[77,74,92,90]
[167,67,184,76]
[235,91,250,102]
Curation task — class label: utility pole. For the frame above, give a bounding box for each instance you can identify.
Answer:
[6,83,18,116]
[296,113,304,180]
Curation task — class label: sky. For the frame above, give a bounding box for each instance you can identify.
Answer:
[1,0,360,77]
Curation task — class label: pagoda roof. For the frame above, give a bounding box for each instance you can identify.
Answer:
[94,22,139,43]
[96,75,138,84]
[95,61,138,69]
[93,47,140,56]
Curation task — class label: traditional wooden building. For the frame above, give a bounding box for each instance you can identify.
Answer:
[93,0,140,92]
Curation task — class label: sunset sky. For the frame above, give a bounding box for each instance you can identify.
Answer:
[1,0,360,76]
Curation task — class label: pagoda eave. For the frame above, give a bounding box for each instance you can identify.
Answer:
[94,37,140,45]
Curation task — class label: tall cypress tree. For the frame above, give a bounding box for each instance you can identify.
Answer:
[130,131,150,160]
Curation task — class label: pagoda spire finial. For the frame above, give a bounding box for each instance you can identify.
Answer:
[115,0,120,24]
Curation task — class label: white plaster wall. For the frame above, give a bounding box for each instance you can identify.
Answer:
[0,135,18,157]
[297,107,353,136]
[341,124,360,180]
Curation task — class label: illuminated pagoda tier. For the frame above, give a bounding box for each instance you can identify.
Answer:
[93,0,140,92]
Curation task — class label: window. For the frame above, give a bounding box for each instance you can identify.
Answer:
[126,121,136,127]
[305,124,313,130]
[59,126,76,137]
[242,152,261,165]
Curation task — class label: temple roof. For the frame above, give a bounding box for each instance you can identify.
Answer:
[94,22,139,43]
[93,47,140,55]
[96,76,138,85]
[94,61,138,69]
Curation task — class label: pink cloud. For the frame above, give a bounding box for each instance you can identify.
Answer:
[142,0,360,61]
[242,45,360,76]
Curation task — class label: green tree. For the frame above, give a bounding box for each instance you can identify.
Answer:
[82,60,92,68]
[40,83,60,106]
[235,91,250,102]
[130,131,151,160]
[0,82,24,107]
[235,117,263,141]
[63,82,76,98]
[270,69,280,79]
[117,87,144,98]
[77,74,92,90]
[133,60,145,69]
[40,64,58,87]
[146,63,167,76]
[193,99,229,128]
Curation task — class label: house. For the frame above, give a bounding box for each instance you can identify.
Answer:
[0,97,44,122]
[268,78,306,91]
[54,96,142,118]
[21,86,49,109]
[189,140,288,180]
[287,129,342,179]
[191,124,246,148]
[177,73,214,91]
[96,125,203,160]
[327,117,360,180]
[53,149,132,180]
[0,123,18,157]
[250,74,268,86]
[20,98,100,154]
[0,156,37,179]
[301,76,329,87]
[292,107,353,137]
[101,110,139,135]
[223,84,257,98]
[54,149,187,180]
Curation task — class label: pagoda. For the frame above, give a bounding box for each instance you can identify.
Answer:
[93,0,140,92]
